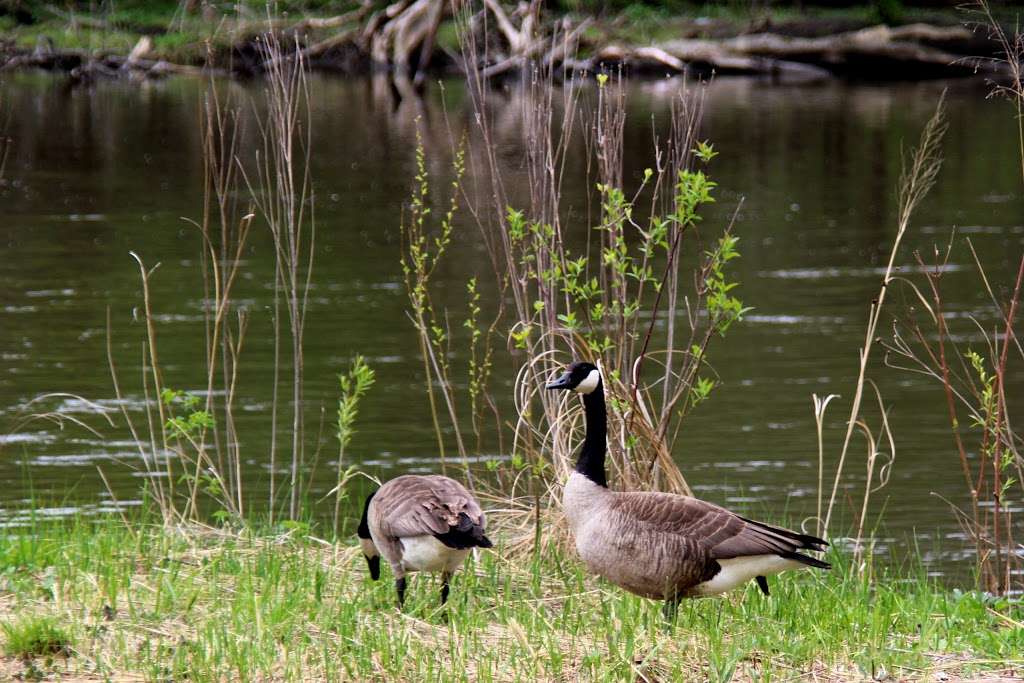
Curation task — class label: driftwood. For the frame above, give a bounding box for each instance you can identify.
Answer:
[124,36,152,68]
[111,56,215,77]
[365,0,446,85]
[1,37,84,73]
[0,39,221,81]
[471,0,595,79]
[653,23,1002,79]
[257,7,370,69]
[1,0,1011,86]
[291,5,372,33]
[574,22,1004,81]
[296,29,362,61]
[591,42,830,81]
[483,0,540,55]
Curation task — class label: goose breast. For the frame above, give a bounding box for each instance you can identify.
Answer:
[574,509,712,599]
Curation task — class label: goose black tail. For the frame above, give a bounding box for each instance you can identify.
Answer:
[741,516,830,553]
[435,512,493,549]
[780,551,832,570]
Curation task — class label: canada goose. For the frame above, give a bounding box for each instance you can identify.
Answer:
[357,474,493,607]
[546,361,830,617]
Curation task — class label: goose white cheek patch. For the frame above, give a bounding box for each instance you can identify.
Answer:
[574,369,601,394]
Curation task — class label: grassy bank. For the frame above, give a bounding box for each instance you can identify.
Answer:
[0,511,1021,682]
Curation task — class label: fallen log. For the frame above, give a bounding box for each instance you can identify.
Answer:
[706,24,1005,78]
[631,46,685,72]
[290,4,372,33]
[0,43,222,80]
[297,30,361,61]
[123,36,152,69]
[551,20,996,82]
[481,16,590,79]
[110,56,216,77]
[591,42,830,82]
[1,42,87,72]
[884,23,973,43]
[369,0,444,79]
[1,6,1011,86]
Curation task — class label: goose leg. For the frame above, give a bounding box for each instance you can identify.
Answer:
[395,576,407,607]
[440,571,452,605]
[661,597,681,623]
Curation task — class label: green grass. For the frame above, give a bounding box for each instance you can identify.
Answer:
[0,510,1020,681]
[1,2,351,64]
[1,615,71,659]
[10,25,140,53]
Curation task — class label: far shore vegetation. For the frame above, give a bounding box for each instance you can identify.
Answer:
[0,0,1018,80]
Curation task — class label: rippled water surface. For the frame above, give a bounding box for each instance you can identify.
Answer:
[1,72,1022,578]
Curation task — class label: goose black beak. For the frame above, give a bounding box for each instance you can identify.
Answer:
[365,555,381,581]
[545,371,572,390]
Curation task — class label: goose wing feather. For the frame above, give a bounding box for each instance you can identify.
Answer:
[609,491,825,559]
[374,475,485,539]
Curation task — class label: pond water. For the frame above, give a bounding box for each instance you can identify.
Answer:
[1,71,1022,580]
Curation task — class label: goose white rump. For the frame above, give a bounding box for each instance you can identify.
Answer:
[691,555,804,597]
[399,536,470,573]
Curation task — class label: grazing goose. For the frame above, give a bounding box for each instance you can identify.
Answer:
[546,361,830,617]
[357,474,493,607]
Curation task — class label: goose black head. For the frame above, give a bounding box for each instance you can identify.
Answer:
[357,491,380,580]
[545,361,602,395]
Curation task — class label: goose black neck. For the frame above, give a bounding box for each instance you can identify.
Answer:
[357,491,376,539]
[576,382,608,488]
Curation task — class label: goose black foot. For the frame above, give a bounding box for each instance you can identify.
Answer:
[755,575,770,596]
[365,555,381,581]
[440,572,451,605]
[395,577,407,607]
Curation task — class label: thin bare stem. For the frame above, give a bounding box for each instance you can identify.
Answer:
[823,95,947,534]
[240,32,315,520]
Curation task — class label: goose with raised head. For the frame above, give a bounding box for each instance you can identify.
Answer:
[546,361,830,617]
[357,474,493,607]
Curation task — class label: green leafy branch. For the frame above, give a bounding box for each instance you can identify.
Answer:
[400,132,472,478]
[333,355,375,537]
[161,388,214,439]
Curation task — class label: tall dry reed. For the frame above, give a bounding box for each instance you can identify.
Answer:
[103,34,324,526]
[874,3,1023,595]
[244,33,316,522]
[821,96,947,544]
